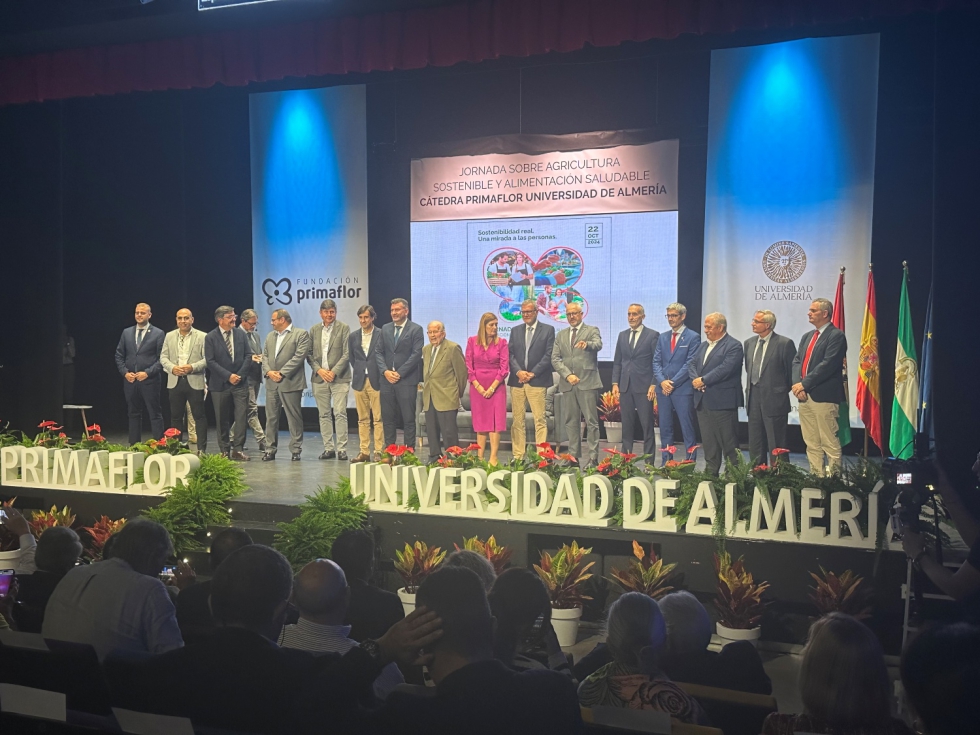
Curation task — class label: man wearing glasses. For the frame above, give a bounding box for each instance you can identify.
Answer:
[652,303,701,465]
[743,310,795,466]
[507,299,556,459]
[235,309,268,454]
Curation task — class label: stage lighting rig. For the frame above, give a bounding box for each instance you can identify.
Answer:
[198,0,287,9]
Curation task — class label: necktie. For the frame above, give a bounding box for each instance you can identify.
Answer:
[670,331,677,353]
[224,329,233,357]
[137,328,145,348]
[629,330,637,349]
[394,326,402,345]
[751,338,765,385]
[801,331,819,378]
[429,346,438,373]
[525,326,534,366]
[570,327,578,345]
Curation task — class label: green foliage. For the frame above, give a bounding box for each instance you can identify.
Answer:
[608,540,678,599]
[274,482,368,571]
[534,541,595,609]
[393,540,447,592]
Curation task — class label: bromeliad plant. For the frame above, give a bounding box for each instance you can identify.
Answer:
[534,541,595,609]
[608,540,678,599]
[714,551,770,629]
[809,566,872,620]
[380,444,422,467]
[598,391,621,422]
[29,505,76,538]
[80,515,126,561]
[455,535,512,574]
[394,540,446,593]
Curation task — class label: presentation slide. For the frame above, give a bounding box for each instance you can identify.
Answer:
[410,141,679,360]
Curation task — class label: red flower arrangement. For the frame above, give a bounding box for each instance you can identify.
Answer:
[380,444,421,466]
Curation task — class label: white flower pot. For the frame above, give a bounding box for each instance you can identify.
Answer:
[551,606,583,647]
[397,587,416,617]
[0,549,23,566]
[604,421,623,445]
[716,622,761,645]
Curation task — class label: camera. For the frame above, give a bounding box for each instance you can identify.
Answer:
[882,434,937,534]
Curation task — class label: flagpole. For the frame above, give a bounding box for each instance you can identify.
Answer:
[863,262,869,459]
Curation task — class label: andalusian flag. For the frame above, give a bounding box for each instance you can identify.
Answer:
[831,270,851,446]
[856,267,882,450]
[889,265,918,459]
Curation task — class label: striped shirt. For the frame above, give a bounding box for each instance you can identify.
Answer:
[278,619,403,700]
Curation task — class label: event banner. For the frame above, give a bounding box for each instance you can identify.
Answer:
[411,140,679,360]
[702,35,880,426]
[250,85,368,406]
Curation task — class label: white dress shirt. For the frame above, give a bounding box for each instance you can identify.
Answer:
[275,325,293,357]
[320,324,334,372]
[703,335,722,362]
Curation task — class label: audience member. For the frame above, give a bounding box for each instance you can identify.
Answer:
[762,612,911,735]
[42,518,182,659]
[901,622,980,735]
[14,526,84,633]
[279,558,404,700]
[446,549,496,591]
[578,592,708,725]
[106,544,442,734]
[175,527,253,642]
[0,506,37,574]
[331,528,404,641]
[379,566,583,735]
[488,567,571,676]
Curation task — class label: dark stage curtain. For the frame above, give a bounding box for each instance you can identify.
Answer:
[1,0,977,106]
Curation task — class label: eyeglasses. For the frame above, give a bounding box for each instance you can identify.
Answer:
[665,313,680,318]
[520,310,536,315]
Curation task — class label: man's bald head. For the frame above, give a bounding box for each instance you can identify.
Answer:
[292,559,350,624]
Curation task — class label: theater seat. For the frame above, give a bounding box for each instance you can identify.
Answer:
[580,706,724,735]
[675,681,777,735]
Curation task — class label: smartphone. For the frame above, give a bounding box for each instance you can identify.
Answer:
[0,509,7,520]
[0,569,14,597]
[159,565,177,582]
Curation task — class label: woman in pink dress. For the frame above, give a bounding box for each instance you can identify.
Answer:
[466,312,509,465]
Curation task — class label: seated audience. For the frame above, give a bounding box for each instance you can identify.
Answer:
[14,526,84,633]
[578,592,708,725]
[762,612,911,735]
[446,549,497,591]
[279,558,404,699]
[42,517,183,659]
[488,567,571,676]
[332,528,404,641]
[175,527,253,641]
[0,506,37,574]
[106,544,442,734]
[901,622,980,735]
[379,566,583,735]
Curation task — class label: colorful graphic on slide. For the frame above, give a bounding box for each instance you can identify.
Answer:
[483,247,587,323]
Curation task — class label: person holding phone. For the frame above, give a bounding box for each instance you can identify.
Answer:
[0,506,37,575]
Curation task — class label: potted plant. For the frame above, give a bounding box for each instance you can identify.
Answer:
[598,391,622,445]
[809,566,872,620]
[534,541,595,647]
[393,540,446,616]
[455,535,512,574]
[713,551,770,643]
[79,515,126,561]
[608,540,678,599]
[29,505,76,538]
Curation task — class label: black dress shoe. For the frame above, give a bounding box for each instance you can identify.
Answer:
[337,451,348,461]
[291,454,301,461]
[261,453,276,461]
[319,450,336,460]
[230,451,250,462]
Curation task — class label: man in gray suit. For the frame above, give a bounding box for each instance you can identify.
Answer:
[552,302,603,467]
[421,321,468,462]
[160,308,208,454]
[308,299,352,461]
[744,309,796,466]
[236,309,267,454]
[261,309,311,461]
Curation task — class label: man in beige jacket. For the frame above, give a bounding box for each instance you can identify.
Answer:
[421,321,468,462]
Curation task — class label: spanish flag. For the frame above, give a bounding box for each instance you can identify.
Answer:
[856,266,882,450]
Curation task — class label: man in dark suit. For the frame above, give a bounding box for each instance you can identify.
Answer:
[376,298,424,449]
[792,298,847,476]
[234,308,267,453]
[652,302,701,465]
[204,305,252,461]
[114,302,166,445]
[350,305,384,463]
[611,303,660,456]
[507,299,556,459]
[744,309,796,466]
[690,312,744,477]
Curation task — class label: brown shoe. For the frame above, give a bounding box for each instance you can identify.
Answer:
[230,451,250,462]
[351,452,371,463]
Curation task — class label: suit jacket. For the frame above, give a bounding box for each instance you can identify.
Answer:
[114,324,165,380]
[690,332,744,411]
[239,326,264,385]
[375,320,424,387]
[507,321,556,388]
[160,328,208,390]
[204,327,252,393]
[349,328,383,392]
[262,327,311,393]
[308,321,352,383]
[791,324,847,404]
[552,323,602,392]
[653,328,701,396]
[422,340,468,412]
[744,332,796,417]
[611,325,660,394]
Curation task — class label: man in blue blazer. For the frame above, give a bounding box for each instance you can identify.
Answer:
[114,302,166,445]
[204,305,253,461]
[375,298,424,450]
[690,312,744,477]
[507,299,556,459]
[611,304,660,456]
[652,302,701,465]
[349,305,385,462]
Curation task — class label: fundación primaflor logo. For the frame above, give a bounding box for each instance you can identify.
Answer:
[262,278,292,306]
[756,240,812,302]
